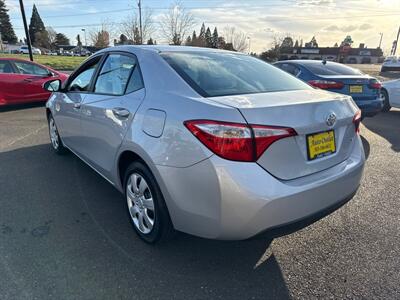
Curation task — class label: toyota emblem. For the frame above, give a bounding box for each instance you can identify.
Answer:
[326,112,337,127]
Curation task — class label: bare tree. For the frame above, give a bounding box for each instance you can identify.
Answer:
[120,10,155,44]
[46,26,57,49]
[223,26,248,52]
[89,20,116,48]
[159,1,196,45]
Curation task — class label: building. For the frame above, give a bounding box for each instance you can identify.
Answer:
[279,45,384,64]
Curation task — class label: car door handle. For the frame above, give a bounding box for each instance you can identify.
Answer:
[23,78,33,82]
[73,103,81,109]
[112,108,130,118]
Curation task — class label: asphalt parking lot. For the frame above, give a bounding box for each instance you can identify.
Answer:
[0,104,399,299]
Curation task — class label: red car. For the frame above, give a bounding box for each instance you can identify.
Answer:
[0,58,68,106]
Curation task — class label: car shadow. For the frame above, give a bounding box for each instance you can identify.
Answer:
[0,102,45,113]
[362,110,400,152]
[0,143,291,298]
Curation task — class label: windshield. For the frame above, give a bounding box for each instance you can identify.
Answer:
[302,61,363,76]
[161,51,311,97]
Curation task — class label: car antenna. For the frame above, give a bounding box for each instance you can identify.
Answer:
[322,59,327,65]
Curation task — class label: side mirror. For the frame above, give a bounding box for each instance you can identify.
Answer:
[43,79,61,92]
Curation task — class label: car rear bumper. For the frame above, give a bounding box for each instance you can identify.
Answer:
[157,135,365,240]
[354,97,383,117]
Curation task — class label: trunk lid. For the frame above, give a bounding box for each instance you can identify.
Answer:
[209,89,359,180]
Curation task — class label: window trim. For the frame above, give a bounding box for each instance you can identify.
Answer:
[64,54,105,94]
[91,51,145,97]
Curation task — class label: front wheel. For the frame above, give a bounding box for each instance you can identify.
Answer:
[381,89,391,112]
[48,114,68,154]
[124,162,175,244]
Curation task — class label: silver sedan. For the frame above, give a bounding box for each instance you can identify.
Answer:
[44,46,365,243]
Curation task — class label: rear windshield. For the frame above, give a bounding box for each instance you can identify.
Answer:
[161,51,311,97]
[302,62,363,76]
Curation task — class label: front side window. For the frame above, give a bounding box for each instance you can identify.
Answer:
[161,51,311,97]
[0,61,14,74]
[94,54,137,96]
[14,61,49,76]
[68,58,100,92]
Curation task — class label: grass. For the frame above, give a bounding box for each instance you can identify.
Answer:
[0,54,85,70]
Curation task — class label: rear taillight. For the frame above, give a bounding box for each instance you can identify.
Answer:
[184,120,297,162]
[308,80,344,90]
[368,79,382,89]
[353,110,362,134]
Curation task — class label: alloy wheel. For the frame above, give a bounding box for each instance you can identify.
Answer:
[49,117,59,150]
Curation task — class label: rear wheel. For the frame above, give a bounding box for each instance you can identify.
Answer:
[381,89,391,112]
[48,114,68,154]
[124,161,175,244]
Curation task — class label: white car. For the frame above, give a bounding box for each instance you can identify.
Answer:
[381,56,400,72]
[381,79,400,111]
[19,46,41,55]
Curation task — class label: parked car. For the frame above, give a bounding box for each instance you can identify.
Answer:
[0,58,68,106]
[19,46,41,55]
[381,79,400,111]
[274,60,383,117]
[381,56,400,72]
[44,46,364,244]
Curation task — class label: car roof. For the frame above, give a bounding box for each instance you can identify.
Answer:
[99,44,241,55]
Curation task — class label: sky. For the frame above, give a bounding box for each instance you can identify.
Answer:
[4,0,400,54]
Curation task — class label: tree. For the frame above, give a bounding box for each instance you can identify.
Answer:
[197,23,206,47]
[160,1,195,45]
[333,42,339,47]
[340,35,353,47]
[205,27,212,48]
[29,4,47,47]
[280,36,294,49]
[47,27,57,49]
[120,10,154,44]
[212,27,219,48]
[54,33,70,46]
[294,40,299,48]
[76,34,82,47]
[91,30,110,48]
[118,34,129,45]
[185,35,191,45]
[0,0,17,43]
[217,36,226,49]
[34,31,50,49]
[305,36,318,48]
[223,26,248,52]
[147,37,154,45]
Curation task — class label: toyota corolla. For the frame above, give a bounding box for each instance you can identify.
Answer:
[44,46,365,243]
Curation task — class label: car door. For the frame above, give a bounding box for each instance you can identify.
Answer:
[79,52,145,179]
[54,55,103,155]
[0,60,19,105]
[11,60,54,102]
[389,80,400,106]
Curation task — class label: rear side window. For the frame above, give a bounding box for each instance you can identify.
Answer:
[14,61,49,76]
[161,51,311,97]
[303,62,363,76]
[0,61,14,73]
[277,63,301,76]
[94,54,137,96]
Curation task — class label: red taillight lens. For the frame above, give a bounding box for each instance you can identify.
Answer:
[353,110,362,134]
[184,120,297,162]
[308,80,344,89]
[369,79,382,89]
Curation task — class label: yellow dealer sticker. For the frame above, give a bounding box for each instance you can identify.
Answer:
[307,130,336,160]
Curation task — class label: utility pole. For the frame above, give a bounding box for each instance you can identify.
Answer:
[378,32,383,49]
[81,28,87,47]
[19,0,33,61]
[138,0,143,44]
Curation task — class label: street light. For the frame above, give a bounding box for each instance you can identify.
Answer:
[378,32,383,49]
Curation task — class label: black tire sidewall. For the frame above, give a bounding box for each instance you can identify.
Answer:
[123,161,173,244]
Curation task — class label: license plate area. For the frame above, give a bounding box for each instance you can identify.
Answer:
[306,130,336,161]
[350,85,363,93]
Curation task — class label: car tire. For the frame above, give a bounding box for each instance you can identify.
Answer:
[381,89,391,112]
[48,114,68,154]
[124,161,175,244]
